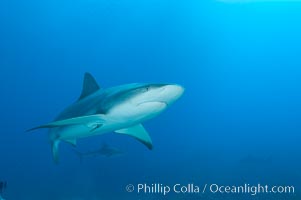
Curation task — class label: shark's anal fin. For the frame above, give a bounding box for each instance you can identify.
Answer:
[78,72,100,101]
[115,124,153,150]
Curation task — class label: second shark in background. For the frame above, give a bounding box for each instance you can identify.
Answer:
[74,143,124,162]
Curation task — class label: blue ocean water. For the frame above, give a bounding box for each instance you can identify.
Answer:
[1,0,301,199]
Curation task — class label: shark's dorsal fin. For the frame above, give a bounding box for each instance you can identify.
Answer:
[115,124,153,150]
[78,73,100,100]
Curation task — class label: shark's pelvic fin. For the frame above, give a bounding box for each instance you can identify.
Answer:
[63,138,77,147]
[52,140,60,164]
[115,124,153,150]
[27,114,106,132]
[78,72,100,101]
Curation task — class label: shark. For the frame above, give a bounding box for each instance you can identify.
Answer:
[28,73,184,163]
[74,143,124,162]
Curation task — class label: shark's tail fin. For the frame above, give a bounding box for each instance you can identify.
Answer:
[51,140,60,164]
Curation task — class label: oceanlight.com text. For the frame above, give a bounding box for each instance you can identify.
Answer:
[125,183,295,196]
[209,183,294,195]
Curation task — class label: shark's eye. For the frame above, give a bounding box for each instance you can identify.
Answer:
[135,86,150,93]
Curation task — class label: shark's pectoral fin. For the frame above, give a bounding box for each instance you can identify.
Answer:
[27,114,106,132]
[115,124,153,150]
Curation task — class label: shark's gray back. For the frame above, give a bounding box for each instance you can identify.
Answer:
[54,83,148,121]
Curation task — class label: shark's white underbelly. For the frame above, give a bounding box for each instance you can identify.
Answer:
[55,120,133,140]
[53,101,167,141]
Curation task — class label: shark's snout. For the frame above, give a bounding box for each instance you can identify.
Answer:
[160,84,184,105]
[163,84,184,97]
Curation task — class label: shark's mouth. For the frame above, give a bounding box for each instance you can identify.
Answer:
[137,101,168,107]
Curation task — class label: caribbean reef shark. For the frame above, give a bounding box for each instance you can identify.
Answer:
[74,143,124,162]
[28,73,184,163]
